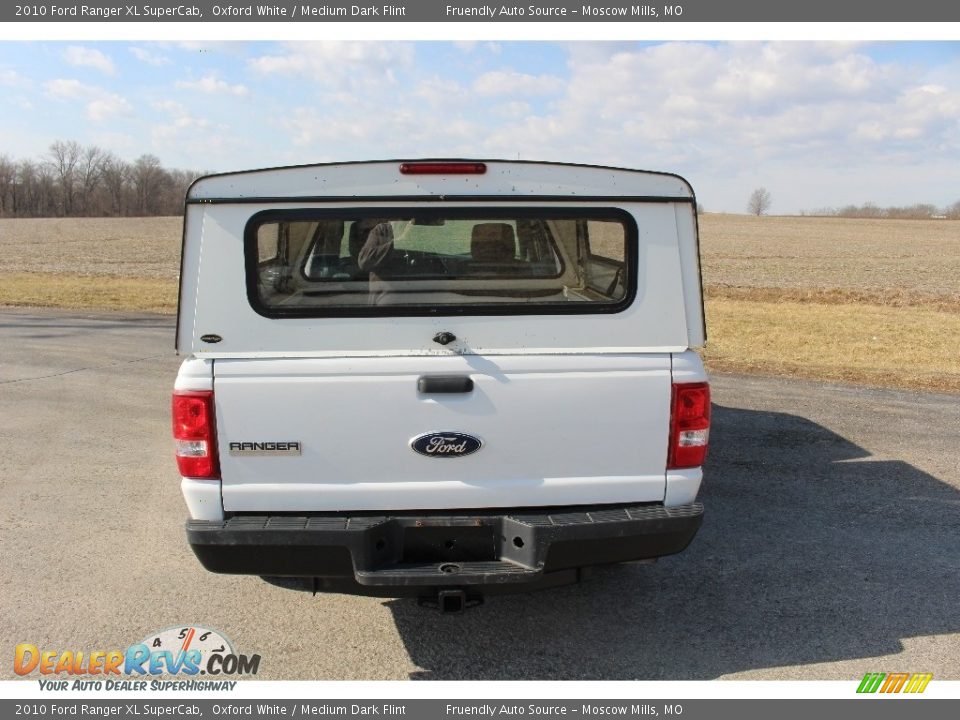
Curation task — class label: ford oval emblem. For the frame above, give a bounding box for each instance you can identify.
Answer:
[411,432,482,458]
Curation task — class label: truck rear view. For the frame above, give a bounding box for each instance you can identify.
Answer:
[174,160,709,610]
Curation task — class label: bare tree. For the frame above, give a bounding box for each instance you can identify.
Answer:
[77,145,107,215]
[48,140,83,216]
[17,159,57,217]
[165,168,203,213]
[747,187,772,216]
[0,154,15,216]
[101,153,130,216]
[15,161,36,216]
[131,154,167,215]
[838,202,879,218]
[0,142,205,217]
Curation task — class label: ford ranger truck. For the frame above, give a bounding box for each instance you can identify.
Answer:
[174,160,709,611]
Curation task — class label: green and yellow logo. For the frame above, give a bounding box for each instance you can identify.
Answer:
[857,672,933,694]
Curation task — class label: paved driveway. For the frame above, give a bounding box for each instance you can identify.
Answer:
[2,309,957,680]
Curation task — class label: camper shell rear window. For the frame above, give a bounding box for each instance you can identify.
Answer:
[245,207,637,317]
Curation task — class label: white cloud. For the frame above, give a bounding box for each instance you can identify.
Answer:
[15,41,960,212]
[473,70,564,97]
[248,42,414,88]
[45,78,92,100]
[414,77,469,107]
[480,43,956,166]
[493,101,533,119]
[129,46,171,66]
[175,75,248,96]
[149,97,219,153]
[382,41,956,212]
[150,113,240,167]
[1,68,25,87]
[91,131,136,153]
[152,99,189,117]
[450,42,501,55]
[154,114,211,135]
[236,41,958,209]
[86,94,133,121]
[64,46,115,75]
[45,78,132,121]
[177,41,232,51]
[281,95,480,156]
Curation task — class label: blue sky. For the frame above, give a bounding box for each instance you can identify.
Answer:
[1,41,958,213]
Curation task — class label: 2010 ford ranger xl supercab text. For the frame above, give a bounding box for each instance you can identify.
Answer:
[174,160,710,610]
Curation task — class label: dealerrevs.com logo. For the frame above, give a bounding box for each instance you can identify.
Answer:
[14,626,260,691]
[857,672,933,694]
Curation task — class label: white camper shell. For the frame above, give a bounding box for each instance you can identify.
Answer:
[175,160,709,605]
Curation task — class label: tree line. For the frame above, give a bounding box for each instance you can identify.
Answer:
[804,201,960,220]
[747,187,960,219]
[0,141,204,218]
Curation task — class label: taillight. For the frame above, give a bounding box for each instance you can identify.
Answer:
[399,162,487,175]
[668,382,711,469]
[172,390,220,479]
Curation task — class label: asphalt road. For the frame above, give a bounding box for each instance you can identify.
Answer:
[1,308,958,681]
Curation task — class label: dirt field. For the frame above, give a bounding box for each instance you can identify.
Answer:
[699,214,960,301]
[1,214,958,391]
[0,216,182,279]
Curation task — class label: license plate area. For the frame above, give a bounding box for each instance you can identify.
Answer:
[401,524,497,563]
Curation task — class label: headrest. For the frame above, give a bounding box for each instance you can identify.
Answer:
[471,223,516,263]
[349,219,386,260]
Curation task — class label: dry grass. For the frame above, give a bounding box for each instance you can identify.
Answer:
[1,214,958,392]
[705,285,960,313]
[0,272,177,314]
[704,297,960,393]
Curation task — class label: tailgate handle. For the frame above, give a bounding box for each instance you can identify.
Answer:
[418,376,474,394]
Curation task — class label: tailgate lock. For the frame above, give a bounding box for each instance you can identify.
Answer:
[432,331,456,345]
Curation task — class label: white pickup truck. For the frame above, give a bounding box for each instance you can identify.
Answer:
[174,160,709,611]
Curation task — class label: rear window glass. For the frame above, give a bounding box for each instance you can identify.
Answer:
[246,208,635,317]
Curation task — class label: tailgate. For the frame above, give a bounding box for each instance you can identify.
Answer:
[214,354,671,512]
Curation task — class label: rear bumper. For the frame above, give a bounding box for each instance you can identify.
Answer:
[186,502,703,597]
